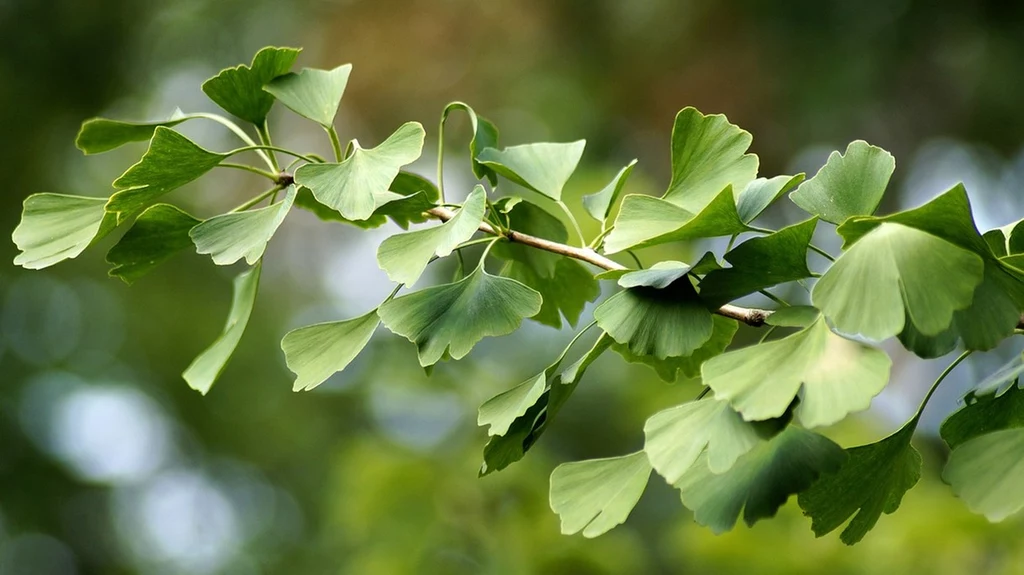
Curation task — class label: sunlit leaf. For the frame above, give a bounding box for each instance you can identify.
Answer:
[107,127,228,219]
[477,140,586,201]
[294,171,439,230]
[294,122,425,220]
[190,186,296,265]
[944,426,1024,521]
[675,426,846,534]
[703,316,891,427]
[813,222,984,341]
[764,305,820,328]
[790,140,894,224]
[106,203,200,283]
[264,64,352,127]
[613,315,738,382]
[661,107,758,212]
[378,266,542,366]
[183,263,261,394]
[75,111,188,155]
[442,102,500,186]
[202,46,301,125]
[377,186,485,286]
[550,452,651,538]
[13,194,116,269]
[798,419,921,545]
[281,311,380,391]
[479,365,558,438]
[582,160,637,223]
[617,260,691,289]
[735,174,804,224]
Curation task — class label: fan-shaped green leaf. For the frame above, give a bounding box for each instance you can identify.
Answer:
[942,382,1024,449]
[617,261,691,289]
[378,266,542,367]
[813,222,984,341]
[943,428,1024,522]
[613,315,738,382]
[479,371,551,438]
[106,204,200,283]
[107,127,228,220]
[183,263,261,394]
[294,171,439,230]
[661,107,758,212]
[294,122,425,220]
[477,141,586,201]
[190,186,296,265]
[675,426,846,534]
[790,141,894,224]
[550,452,651,538]
[202,46,301,125]
[582,160,637,223]
[764,305,820,328]
[703,316,891,427]
[263,64,351,127]
[442,102,500,186]
[501,258,599,329]
[281,311,380,392]
[736,174,805,223]
[798,419,921,545]
[75,111,188,155]
[12,194,117,270]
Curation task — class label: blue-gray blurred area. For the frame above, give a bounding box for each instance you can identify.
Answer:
[3,1,1024,573]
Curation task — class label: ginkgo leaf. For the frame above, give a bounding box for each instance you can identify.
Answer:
[943,427,1024,522]
[106,204,201,283]
[295,171,439,230]
[501,258,599,329]
[202,46,301,125]
[281,311,380,392]
[477,140,586,201]
[613,315,738,382]
[294,122,425,220]
[190,186,296,265]
[263,64,352,127]
[183,263,261,394]
[703,316,891,427]
[478,363,560,437]
[377,266,542,366]
[582,160,637,223]
[442,102,500,186]
[790,140,895,224]
[699,218,816,306]
[617,261,691,289]
[941,382,1024,449]
[13,194,117,269]
[376,186,485,286]
[644,398,772,482]
[798,419,921,545]
[735,174,805,224]
[764,305,821,328]
[75,111,188,154]
[675,426,846,534]
[493,200,568,279]
[604,186,748,254]
[594,268,713,359]
[107,127,228,219]
[660,107,758,212]
[813,222,984,341]
[549,452,652,538]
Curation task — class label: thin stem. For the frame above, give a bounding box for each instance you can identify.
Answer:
[382,283,404,304]
[553,320,599,365]
[454,251,466,280]
[327,127,344,162]
[556,201,586,247]
[588,226,614,249]
[230,184,284,212]
[453,237,497,251]
[485,200,507,236]
[808,243,836,262]
[437,115,447,204]
[626,251,644,269]
[758,325,778,343]
[917,350,972,417]
[257,120,280,171]
[696,387,711,400]
[758,289,789,306]
[478,237,501,268]
[219,162,279,181]
[725,234,738,253]
[284,157,306,172]
[225,145,318,164]
[190,112,274,170]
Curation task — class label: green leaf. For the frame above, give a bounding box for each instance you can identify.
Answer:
[595,269,713,359]
[493,200,568,279]
[377,266,542,367]
[376,186,485,286]
[813,222,984,341]
[613,315,738,382]
[281,310,380,392]
[12,194,116,269]
[790,141,895,224]
[703,316,891,427]
[690,251,723,275]
[75,111,188,155]
[479,368,556,438]
[190,186,296,265]
[263,64,352,127]
[661,107,758,212]
[798,419,921,545]
[442,102,500,186]
[477,140,586,201]
[106,204,201,283]
[941,382,1024,450]
[644,398,770,482]
[202,46,301,125]
[294,171,440,230]
[617,260,691,289]
[582,160,637,223]
[107,127,228,220]
[735,174,805,224]
[675,426,846,534]
[549,452,651,538]
[183,263,261,394]
[699,218,816,306]
[294,122,425,220]
[501,258,600,329]
[765,305,821,328]
[604,186,748,254]
[943,428,1024,521]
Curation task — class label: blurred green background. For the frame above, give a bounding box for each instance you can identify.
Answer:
[4,1,1024,573]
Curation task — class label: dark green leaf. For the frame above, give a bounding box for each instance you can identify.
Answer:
[106,204,201,283]
[501,258,599,329]
[13,194,117,269]
[477,141,586,201]
[263,64,351,127]
[493,200,568,279]
[202,46,301,125]
[790,141,894,224]
[582,160,637,223]
[281,311,380,391]
[943,382,1024,449]
[549,452,651,538]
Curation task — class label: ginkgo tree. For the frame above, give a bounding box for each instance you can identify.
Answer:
[13,46,1024,545]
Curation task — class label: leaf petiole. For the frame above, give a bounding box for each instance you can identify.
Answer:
[219,162,279,181]
[556,200,586,247]
[327,126,344,162]
[230,184,285,212]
